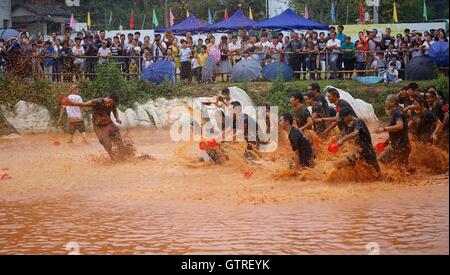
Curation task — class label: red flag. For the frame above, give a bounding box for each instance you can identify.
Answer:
[359,0,365,24]
[224,9,229,19]
[130,11,135,29]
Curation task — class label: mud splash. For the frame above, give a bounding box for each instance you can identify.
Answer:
[0,129,448,254]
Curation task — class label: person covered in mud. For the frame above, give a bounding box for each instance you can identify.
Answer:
[433,110,449,151]
[375,94,411,169]
[397,86,413,108]
[307,83,332,117]
[406,95,441,144]
[279,113,315,172]
[334,107,381,175]
[426,88,448,123]
[231,101,263,160]
[305,93,327,135]
[406,83,421,102]
[66,94,131,161]
[319,88,358,137]
[216,88,232,112]
[289,90,314,131]
[57,85,89,144]
[201,110,229,164]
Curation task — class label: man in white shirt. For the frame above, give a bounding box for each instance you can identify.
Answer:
[324,32,341,79]
[57,85,88,144]
[72,37,85,69]
[228,36,241,64]
[152,34,167,61]
[259,34,273,63]
[97,41,111,64]
[271,37,283,62]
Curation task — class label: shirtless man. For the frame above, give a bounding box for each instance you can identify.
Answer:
[66,94,130,161]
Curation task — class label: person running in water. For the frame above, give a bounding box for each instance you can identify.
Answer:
[375,94,411,170]
[319,88,358,137]
[66,94,130,161]
[335,107,381,176]
[279,113,315,173]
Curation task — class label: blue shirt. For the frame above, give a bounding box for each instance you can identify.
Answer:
[44,47,55,67]
[336,33,347,45]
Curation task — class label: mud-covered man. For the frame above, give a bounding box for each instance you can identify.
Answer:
[67,94,130,161]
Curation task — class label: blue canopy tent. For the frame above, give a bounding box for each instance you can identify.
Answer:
[254,8,328,30]
[204,10,256,32]
[156,15,209,34]
[0,29,20,41]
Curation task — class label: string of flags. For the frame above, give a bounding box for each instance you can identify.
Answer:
[76,1,428,32]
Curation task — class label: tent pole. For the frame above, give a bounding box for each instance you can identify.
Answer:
[165,0,168,27]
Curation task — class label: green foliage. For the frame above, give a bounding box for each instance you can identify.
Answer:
[435,73,449,100]
[0,76,63,120]
[78,61,143,108]
[268,76,292,115]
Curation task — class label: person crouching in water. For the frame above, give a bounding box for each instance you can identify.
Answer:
[66,94,130,162]
[231,101,262,160]
[375,94,411,171]
[279,113,315,173]
[334,108,382,177]
[57,84,88,144]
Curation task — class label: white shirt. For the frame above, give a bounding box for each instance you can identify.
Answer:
[66,94,83,121]
[191,58,200,69]
[260,41,273,52]
[326,39,341,49]
[228,42,241,52]
[98,47,111,63]
[271,43,283,51]
[98,47,111,57]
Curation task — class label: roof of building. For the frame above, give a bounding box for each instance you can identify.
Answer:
[11,3,71,23]
[12,3,71,17]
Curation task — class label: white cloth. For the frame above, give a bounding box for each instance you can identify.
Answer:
[66,95,83,121]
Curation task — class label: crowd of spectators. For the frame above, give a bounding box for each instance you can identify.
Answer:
[0,26,448,83]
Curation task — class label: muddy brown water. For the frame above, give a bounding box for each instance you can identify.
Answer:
[0,129,448,255]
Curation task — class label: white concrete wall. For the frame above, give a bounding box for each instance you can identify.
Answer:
[0,0,12,28]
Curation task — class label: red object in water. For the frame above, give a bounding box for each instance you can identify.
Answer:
[199,141,207,150]
[61,96,70,106]
[328,143,339,153]
[53,140,61,146]
[243,170,253,179]
[1,168,12,180]
[208,138,218,148]
[375,142,385,153]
